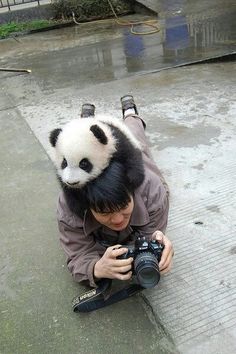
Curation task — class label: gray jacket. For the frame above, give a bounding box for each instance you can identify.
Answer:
[56,116,169,287]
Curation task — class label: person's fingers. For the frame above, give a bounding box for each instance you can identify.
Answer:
[159,251,173,272]
[153,230,164,242]
[160,260,173,274]
[105,245,125,258]
[111,247,129,258]
[159,237,173,268]
[111,244,122,249]
[113,257,133,267]
[115,264,132,274]
[105,244,122,254]
[115,271,132,281]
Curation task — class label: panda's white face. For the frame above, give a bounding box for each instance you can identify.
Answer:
[50,119,117,188]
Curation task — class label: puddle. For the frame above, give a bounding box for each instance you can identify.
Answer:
[0,1,235,91]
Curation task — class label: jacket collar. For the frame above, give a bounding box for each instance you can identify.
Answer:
[83,209,101,236]
[83,190,149,236]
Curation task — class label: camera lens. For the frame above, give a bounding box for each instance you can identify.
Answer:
[134,252,160,288]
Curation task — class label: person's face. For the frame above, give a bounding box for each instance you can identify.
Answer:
[91,197,134,231]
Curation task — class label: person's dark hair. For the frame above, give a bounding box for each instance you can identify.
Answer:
[84,160,134,213]
[62,160,144,218]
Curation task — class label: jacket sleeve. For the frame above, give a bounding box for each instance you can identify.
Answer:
[57,194,105,288]
[148,181,169,235]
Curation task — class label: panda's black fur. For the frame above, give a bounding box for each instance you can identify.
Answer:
[106,123,144,187]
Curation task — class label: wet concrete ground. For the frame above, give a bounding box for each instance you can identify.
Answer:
[1,0,235,86]
[138,0,236,17]
[0,102,177,354]
[0,7,236,354]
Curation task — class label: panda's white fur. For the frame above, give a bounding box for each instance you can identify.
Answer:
[50,114,143,188]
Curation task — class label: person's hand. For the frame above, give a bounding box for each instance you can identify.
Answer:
[152,231,174,274]
[94,245,133,280]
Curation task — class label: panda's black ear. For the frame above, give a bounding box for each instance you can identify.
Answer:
[49,128,62,147]
[90,125,108,145]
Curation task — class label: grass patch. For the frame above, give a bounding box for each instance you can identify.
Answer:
[0,20,56,38]
[52,0,133,20]
[0,0,134,39]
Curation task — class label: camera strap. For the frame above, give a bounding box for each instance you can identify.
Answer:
[72,279,144,313]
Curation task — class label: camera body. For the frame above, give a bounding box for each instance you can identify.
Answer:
[118,233,164,288]
[118,238,163,262]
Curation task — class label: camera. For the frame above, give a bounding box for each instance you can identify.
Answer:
[117,232,164,289]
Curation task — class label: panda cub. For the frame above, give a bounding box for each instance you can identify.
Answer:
[49,114,145,192]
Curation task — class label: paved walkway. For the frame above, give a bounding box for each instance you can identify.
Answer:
[136,0,236,15]
[0,83,176,354]
[0,10,236,354]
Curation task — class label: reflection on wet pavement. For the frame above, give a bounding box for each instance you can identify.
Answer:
[0,1,235,90]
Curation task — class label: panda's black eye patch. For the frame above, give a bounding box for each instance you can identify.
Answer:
[61,158,68,169]
[79,158,93,173]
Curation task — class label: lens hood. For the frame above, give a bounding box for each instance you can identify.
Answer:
[134,252,160,288]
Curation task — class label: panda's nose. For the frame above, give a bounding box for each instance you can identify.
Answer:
[67,181,79,186]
